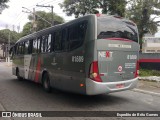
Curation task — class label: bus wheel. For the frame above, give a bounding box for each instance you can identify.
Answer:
[16,69,23,80]
[42,73,51,93]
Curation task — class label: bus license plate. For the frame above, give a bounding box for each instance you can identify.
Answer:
[116,84,124,88]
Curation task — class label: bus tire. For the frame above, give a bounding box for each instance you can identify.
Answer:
[16,69,23,81]
[42,72,51,93]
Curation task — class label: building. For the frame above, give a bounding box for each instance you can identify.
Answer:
[142,37,160,53]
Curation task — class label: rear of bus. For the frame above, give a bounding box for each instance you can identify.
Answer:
[85,15,139,95]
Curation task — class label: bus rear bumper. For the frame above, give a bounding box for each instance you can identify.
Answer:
[86,78,138,95]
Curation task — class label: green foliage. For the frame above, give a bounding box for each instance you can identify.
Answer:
[21,11,64,36]
[126,0,160,48]
[60,0,160,47]
[59,0,126,17]
[139,69,160,76]
[0,0,9,14]
[0,29,21,44]
[107,0,126,16]
[21,22,32,37]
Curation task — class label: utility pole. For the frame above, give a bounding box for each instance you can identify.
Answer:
[22,7,52,26]
[36,4,54,26]
[33,8,37,32]
[7,31,10,66]
[51,6,54,26]
[22,8,37,32]
[17,24,20,33]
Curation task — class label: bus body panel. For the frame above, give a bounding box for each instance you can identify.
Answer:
[49,49,86,94]
[97,39,139,82]
[85,77,138,95]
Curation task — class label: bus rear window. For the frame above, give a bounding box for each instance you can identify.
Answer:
[97,16,138,42]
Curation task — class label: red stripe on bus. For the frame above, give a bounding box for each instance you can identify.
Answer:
[139,59,160,63]
[105,38,132,42]
[35,57,41,83]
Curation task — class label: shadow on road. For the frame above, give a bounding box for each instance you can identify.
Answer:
[5,78,130,110]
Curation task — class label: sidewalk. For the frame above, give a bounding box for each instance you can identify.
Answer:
[137,79,160,93]
[0,61,12,67]
[133,77,160,96]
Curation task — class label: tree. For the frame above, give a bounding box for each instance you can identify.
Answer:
[126,0,160,48]
[0,29,21,58]
[107,0,126,16]
[59,0,127,17]
[0,29,20,44]
[21,11,64,36]
[59,0,98,18]
[21,22,32,37]
[0,0,9,14]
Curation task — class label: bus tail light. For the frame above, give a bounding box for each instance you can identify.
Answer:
[89,61,102,82]
[134,61,139,78]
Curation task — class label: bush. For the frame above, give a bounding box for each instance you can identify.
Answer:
[139,69,160,76]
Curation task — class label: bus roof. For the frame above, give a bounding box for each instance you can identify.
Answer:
[16,14,135,44]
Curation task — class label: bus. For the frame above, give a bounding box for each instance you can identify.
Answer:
[11,14,139,95]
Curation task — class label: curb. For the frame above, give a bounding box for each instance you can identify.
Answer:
[138,76,160,82]
[132,88,160,97]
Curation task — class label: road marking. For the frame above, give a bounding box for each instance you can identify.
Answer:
[132,88,160,97]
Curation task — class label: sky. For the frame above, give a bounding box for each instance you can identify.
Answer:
[0,0,160,37]
[0,0,75,32]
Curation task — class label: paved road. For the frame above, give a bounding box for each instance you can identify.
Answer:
[0,63,160,120]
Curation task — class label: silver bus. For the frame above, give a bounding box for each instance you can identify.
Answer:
[12,14,139,95]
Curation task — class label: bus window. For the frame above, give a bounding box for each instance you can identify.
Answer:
[69,25,78,50]
[47,34,52,52]
[12,45,16,56]
[68,22,87,51]
[16,43,20,55]
[41,35,52,53]
[97,16,138,42]
[54,31,62,51]
[78,21,87,44]
[21,42,25,55]
[33,39,37,54]
[29,40,33,54]
[16,42,23,55]
[62,28,68,51]
[41,36,47,53]
[25,41,29,54]
[37,37,41,53]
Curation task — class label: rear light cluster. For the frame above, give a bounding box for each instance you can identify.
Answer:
[89,61,102,82]
[134,60,139,78]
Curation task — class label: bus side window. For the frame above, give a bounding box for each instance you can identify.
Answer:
[41,36,48,53]
[17,42,23,55]
[25,41,29,54]
[69,25,79,50]
[79,21,87,42]
[37,37,41,53]
[33,39,37,54]
[62,28,68,51]
[68,21,87,51]
[16,43,19,55]
[29,40,33,54]
[21,42,25,55]
[20,43,23,55]
[47,34,52,52]
[14,44,17,55]
[54,31,62,51]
